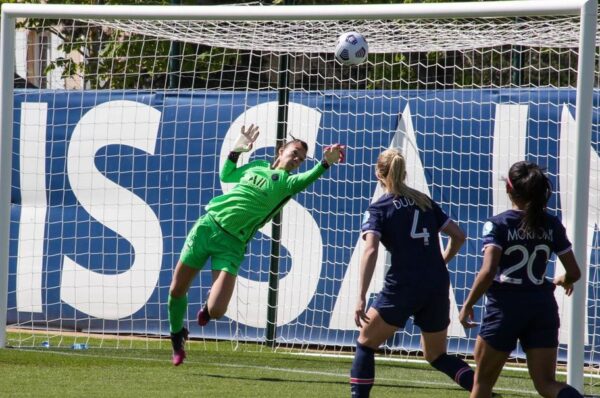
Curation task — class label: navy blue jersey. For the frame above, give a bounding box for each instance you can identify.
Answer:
[361,193,451,293]
[482,209,571,293]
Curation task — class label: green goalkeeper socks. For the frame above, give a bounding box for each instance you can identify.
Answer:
[168,294,188,333]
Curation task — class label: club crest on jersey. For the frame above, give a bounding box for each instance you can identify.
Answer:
[482,221,494,236]
[271,174,279,181]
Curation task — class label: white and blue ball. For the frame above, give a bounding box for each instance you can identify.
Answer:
[334,31,369,66]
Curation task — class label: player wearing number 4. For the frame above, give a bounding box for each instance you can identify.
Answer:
[168,124,345,366]
[350,148,474,397]
[459,161,582,398]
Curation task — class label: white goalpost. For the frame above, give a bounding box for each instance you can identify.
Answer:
[0,0,598,392]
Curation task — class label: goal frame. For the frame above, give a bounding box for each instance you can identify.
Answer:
[0,1,596,391]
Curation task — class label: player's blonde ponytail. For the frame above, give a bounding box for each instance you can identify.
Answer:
[377,148,431,211]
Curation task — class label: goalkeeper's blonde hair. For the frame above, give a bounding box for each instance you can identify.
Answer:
[376,148,431,211]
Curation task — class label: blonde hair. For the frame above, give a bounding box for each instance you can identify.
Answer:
[376,148,431,211]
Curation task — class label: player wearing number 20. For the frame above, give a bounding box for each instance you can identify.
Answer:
[350,148,474,397]
[459,161,582,398]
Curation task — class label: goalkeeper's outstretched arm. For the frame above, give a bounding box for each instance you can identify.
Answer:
[288,143,346,193]
[220,124,261,183]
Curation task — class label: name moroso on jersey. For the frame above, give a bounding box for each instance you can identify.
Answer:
[482,209,572,292]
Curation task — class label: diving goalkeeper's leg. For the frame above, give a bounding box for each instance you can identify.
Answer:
[168,261,199,366]
[170,326,189,366]
[197,289,211,326]
[197,270,237,327]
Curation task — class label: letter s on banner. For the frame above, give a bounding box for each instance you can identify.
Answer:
[61,100,163,320]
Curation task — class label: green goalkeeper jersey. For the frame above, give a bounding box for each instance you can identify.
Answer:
[206,158,328,243]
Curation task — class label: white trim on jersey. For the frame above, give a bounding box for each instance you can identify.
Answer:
[555,245,573,256]
[361,230,381,240]
[482,242,503,252]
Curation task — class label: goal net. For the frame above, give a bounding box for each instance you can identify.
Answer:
[0,0,598,386]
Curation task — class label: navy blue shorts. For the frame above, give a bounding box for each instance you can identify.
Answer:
[479,290,559,353]
[371,289,450,333]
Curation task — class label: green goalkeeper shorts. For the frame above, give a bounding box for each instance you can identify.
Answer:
[179,214,246,276]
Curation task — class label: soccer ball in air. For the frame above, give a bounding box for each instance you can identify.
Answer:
[334,31,369,66]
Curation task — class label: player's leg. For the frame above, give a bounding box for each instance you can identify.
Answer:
[196,218,246,326]
[169,216,211,365]
[421,329,474,392]
[169,260,201,366]
[526,348,582,398]
[171,214,213,332]
[169,260,201,331]
[350,307,398,398]
[520,291,581,397]
[473,289,527,395]
[471,336,510,398]
[208,269,236,318]
[197,269,237,325]
[416,291,474,391]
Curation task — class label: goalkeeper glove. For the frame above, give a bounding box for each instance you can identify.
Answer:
[324,144,346,164]
[233,124,260,153]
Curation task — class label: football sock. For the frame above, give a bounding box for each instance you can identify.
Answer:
[168,294,188,333]
[170,327,188,351]
[350,342,375,397]
[557,385,583,398]
[430,353,474,391]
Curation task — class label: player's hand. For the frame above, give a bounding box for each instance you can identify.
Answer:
[459,305,477,329]
[354,297,370,328]
[554,274,574,296]
[324,144,346,165]
[233,124,260,153]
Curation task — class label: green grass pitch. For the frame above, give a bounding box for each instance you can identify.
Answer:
[1,332,598,397]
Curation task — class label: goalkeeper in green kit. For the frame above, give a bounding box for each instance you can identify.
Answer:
[168,124,345,366]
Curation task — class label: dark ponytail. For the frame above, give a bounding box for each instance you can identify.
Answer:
[507,161,552,233]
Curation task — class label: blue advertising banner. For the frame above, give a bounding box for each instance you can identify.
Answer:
[7,89,600,362]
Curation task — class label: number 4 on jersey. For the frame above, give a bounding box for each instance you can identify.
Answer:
[410,209,430,245]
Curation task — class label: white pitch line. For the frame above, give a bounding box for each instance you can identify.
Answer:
[292,352,600,380]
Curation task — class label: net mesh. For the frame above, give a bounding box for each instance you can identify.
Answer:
[96,17,586,52]
[5,5,600,388]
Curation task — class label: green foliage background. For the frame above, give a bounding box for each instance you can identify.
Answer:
[1,0,582,90]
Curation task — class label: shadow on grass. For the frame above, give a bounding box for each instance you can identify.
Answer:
[197,372,458,395]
